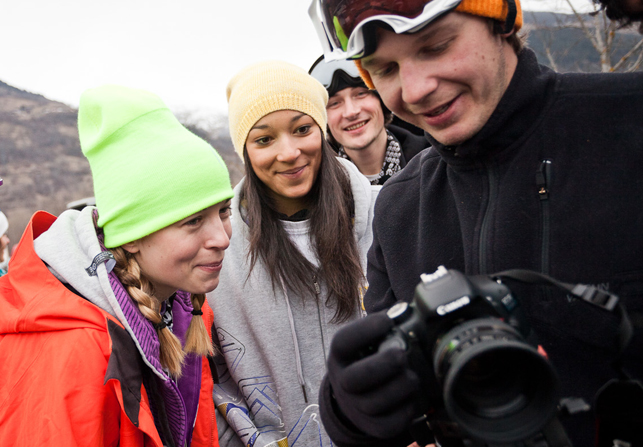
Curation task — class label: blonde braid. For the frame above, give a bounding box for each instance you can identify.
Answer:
[111,247,185,378]
[184,293,215,356]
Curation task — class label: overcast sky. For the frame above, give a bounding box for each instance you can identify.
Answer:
[0,0,597,118]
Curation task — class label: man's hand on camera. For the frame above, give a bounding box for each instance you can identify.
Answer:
[326,311,421,439]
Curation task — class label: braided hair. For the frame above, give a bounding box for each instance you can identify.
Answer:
[111,247,213,378]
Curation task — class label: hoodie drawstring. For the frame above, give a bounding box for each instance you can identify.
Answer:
[279,275,308,403]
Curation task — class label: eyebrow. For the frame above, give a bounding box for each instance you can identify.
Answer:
[415,21,457,44]
[249,112,308,132]
[290,112,307,122]
[362,21,457,70]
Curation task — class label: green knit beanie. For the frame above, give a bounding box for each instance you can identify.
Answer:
[78,85,234,248]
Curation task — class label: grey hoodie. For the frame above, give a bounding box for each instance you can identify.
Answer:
[207,158,380,447]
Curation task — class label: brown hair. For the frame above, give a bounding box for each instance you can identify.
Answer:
[491,19,525,55]
[242,135,364,323]
[111,247,213,378]
[594,0,643,32]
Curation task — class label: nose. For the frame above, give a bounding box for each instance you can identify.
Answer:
[275,136,301,163]
[399,60,438,106]
[342,97,360,118]
[204,217,231,251]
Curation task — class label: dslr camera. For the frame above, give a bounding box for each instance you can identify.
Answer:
[380,266,561,446]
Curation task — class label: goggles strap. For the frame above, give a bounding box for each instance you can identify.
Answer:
[502,0,518,34]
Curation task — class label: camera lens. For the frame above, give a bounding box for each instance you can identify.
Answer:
[434,318,559,443]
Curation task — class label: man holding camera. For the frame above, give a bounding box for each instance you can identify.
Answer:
[308,0,643,445]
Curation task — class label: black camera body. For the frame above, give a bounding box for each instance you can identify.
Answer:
[380,266,561,445]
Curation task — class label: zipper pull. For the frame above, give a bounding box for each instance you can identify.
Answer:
[313,275,320,295]
[536,159,552,200]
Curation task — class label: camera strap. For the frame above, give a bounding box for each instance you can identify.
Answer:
[490,269,633,359]
[491,270,643,446]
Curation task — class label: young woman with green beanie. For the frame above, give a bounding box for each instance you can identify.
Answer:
[207,60,380,447]
[0,85,234,447]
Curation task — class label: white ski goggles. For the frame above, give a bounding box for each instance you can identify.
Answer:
[309,56,362,88]
[308,0,462,61]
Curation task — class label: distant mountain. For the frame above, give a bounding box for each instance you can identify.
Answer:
[524,11,571,27]
[0,81,242,248]
[1,14,639,247]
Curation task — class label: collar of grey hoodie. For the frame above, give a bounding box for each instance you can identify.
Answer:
[34,207,117,318]
[33,206,169,381]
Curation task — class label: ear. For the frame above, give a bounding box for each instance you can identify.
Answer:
[499,29,515,38]
[121,240,140,254]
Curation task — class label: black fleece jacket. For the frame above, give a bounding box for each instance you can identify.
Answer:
[321,49,643,446]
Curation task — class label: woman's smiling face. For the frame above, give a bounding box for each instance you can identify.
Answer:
[245,110,323,216]
[122,200,232,300]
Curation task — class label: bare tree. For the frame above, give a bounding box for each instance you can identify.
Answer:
[525,1,643,72]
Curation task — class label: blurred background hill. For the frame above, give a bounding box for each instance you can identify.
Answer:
[524,11,643,72]
[0,81,243,247]
[0,10,640,249]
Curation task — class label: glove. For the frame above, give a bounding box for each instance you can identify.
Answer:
[326,311,421,439]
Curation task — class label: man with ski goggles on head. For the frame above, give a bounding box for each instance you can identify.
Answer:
[309,56,427,185]
[309,0,643,446]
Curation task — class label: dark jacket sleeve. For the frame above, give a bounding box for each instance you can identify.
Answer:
[363,150,431,313]
[364,213,400,314]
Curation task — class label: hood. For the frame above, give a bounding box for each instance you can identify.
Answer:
[0,211,110,337]
[2,208,186,382]
[1,210,203,447]
[34,206,119,318]
[32,207,198,382]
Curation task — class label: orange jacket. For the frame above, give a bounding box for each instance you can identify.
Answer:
[0,211,219,447]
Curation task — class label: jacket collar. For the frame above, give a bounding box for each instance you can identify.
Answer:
[426,49,557,166]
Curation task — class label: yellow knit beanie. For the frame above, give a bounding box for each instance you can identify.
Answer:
[355,0,523,88]
[226,60,329,159]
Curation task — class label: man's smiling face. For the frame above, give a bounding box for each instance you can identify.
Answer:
[361,12,518,146]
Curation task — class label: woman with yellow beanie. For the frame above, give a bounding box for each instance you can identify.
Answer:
[207,61,380,447]
[0,85,234,447]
